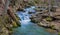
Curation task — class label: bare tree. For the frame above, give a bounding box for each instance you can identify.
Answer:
[3,0,10,14]
[48,0,51,16]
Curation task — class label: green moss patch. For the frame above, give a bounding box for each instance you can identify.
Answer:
[58,32,60,35]
[45,16,53,22]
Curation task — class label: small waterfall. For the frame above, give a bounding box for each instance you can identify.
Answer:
[17,6,36,23]
[24,6,36,13]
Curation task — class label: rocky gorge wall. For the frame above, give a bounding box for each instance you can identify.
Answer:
[0,0,21,35]
[0,0,60,35]
[30,6,60,35]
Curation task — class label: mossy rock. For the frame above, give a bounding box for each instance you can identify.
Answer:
[50,25,55,29]
[15,18,21,27]
[31,19,39,23]
[28,1,35,6]
[45,16,52,22]
[14,14,21,27]
[15,20,21,27]
[15,14,21,20]
[12,20,21,28]
[12,21,18,28]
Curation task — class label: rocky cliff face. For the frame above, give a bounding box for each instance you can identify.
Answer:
[27,0,60,33]
[0,0,21,35]
[30,5,60,33]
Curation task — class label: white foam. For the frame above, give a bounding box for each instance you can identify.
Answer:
[21,20,31,24]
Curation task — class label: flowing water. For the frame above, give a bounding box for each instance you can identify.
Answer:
[13,6,57,35]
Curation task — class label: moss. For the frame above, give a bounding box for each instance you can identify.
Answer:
[12,21,18,28]
[15,14,21,20]
[8,27,13,31]
[15,17,21,27]
[4,15,10,24]
[1,14,20,30]
[45,16,52,22]
[16,22,21,27]
[58,32,60,35]
[31,19,39,23]
[13,14,21,27]
[34,0,39,4]
[50,25,55,29]
[28,1,35,6]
